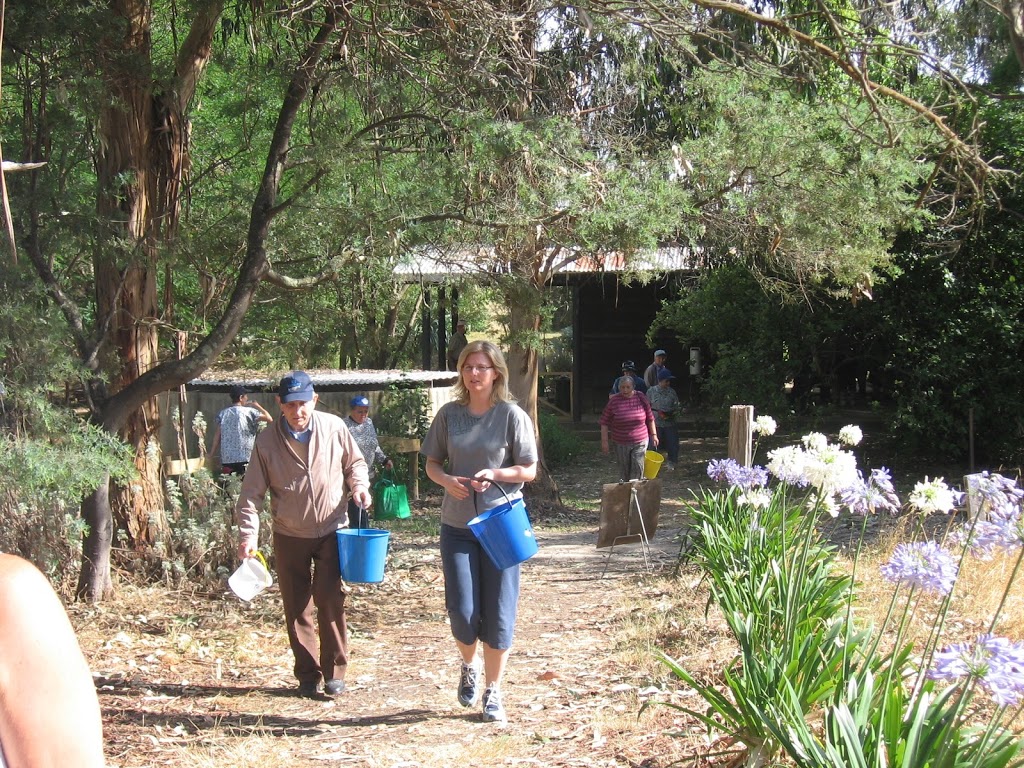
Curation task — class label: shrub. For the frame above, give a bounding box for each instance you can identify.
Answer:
[538,411,584,468]
[0,266,135,587]
[656,423,1024,768]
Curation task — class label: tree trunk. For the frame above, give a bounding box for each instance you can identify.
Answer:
[75,0,224,597]
[503,279,561,504]
[1005,0,1024,71]
[77,475,114,602]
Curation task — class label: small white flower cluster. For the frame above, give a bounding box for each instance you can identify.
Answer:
[838,425,863,446]
[753,415,777,436]
[908,477,960,515]
[738,488,773,510]
[766,433,858,499]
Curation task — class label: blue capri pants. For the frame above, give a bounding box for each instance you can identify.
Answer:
[439,524,520,650]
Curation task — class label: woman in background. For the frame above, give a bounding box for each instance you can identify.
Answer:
[422,340,538,723]
[343,395,393,528]
[600,376,658,481]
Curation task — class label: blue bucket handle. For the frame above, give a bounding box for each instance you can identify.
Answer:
[472,481,532,525]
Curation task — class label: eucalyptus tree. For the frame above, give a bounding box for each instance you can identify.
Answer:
[388,1,952,498]
[3,0,474,598]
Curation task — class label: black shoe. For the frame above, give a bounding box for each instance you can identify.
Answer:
[324,679,347,696]
[298,680,321,698]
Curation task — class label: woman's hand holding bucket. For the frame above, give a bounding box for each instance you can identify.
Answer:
[439,473,472,500]
[469,468,495,493]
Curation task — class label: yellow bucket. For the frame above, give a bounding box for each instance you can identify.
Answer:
[643,450,664,479]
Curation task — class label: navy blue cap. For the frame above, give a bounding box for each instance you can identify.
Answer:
[278,371,314,403]
[658,368,676,381]
[350,395,370,408]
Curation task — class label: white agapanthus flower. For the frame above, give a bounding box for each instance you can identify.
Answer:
[802,432,828,452]
[767,445,808,486]
[738,488,773,510]
[909,477,960,515]
[807,493,840,518]
[803,443,860,496]
[838,425,863,446]
[753,415,777,436]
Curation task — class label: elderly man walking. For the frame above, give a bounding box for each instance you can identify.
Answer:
[236,371,372,698]
[643,349,668,389]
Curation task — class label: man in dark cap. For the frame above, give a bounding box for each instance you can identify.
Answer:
[235,371,372,698]
[609,360,648,397]
[647,368,681,470]
[210,385,272,476]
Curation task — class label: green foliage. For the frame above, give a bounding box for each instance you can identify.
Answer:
[670,67,933,287]
[657,485,864,764]
[0,266,134,580]
[373,386,432,440]
[537,411,585,468]
[656,264,859,411]
[864,97,1024,465]
[153,470,272,587]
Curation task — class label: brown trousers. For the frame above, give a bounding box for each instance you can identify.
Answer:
[273,531,348,684]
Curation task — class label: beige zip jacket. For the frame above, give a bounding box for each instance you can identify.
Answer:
[235,410,370,546]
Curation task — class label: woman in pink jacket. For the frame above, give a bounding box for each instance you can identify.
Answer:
[599,376,658,481]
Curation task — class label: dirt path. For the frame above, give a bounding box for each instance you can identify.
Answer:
[77,441,719,768]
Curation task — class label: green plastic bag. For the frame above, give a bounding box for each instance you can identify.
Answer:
[373,468,411,520]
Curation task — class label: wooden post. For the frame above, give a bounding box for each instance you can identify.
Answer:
[420,286,432,370]
[438,285,448,371]
[728,405,754,467]
[571,284,582,422]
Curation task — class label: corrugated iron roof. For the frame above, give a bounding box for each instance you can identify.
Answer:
[188,369,459,391]
[394,245,698,282]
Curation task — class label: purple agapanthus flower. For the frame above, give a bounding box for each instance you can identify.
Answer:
[929,634,1024,706]
[870,468,897,496]
[707,459,768,490]
[840,467,901,516]
[973,472,1024,521]
[963,514,1024,555]
[726,463,769,490]
[707,458,738,483]
[880,540,958,595]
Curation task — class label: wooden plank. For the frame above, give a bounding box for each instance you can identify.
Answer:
[728,405,753,467]
[597,479,661,548]
[164,457,205,476]
[378,436,421,454]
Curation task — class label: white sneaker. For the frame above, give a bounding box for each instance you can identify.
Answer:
[481,685,506,722]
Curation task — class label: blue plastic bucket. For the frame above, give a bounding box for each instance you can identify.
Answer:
[467,495,538,570]
[336,528,390,583]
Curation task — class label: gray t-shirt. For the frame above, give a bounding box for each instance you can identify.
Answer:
[421,400,539,528]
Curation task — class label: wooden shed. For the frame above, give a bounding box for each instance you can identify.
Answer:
[158,369,458,486]
[401,246,699,421]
